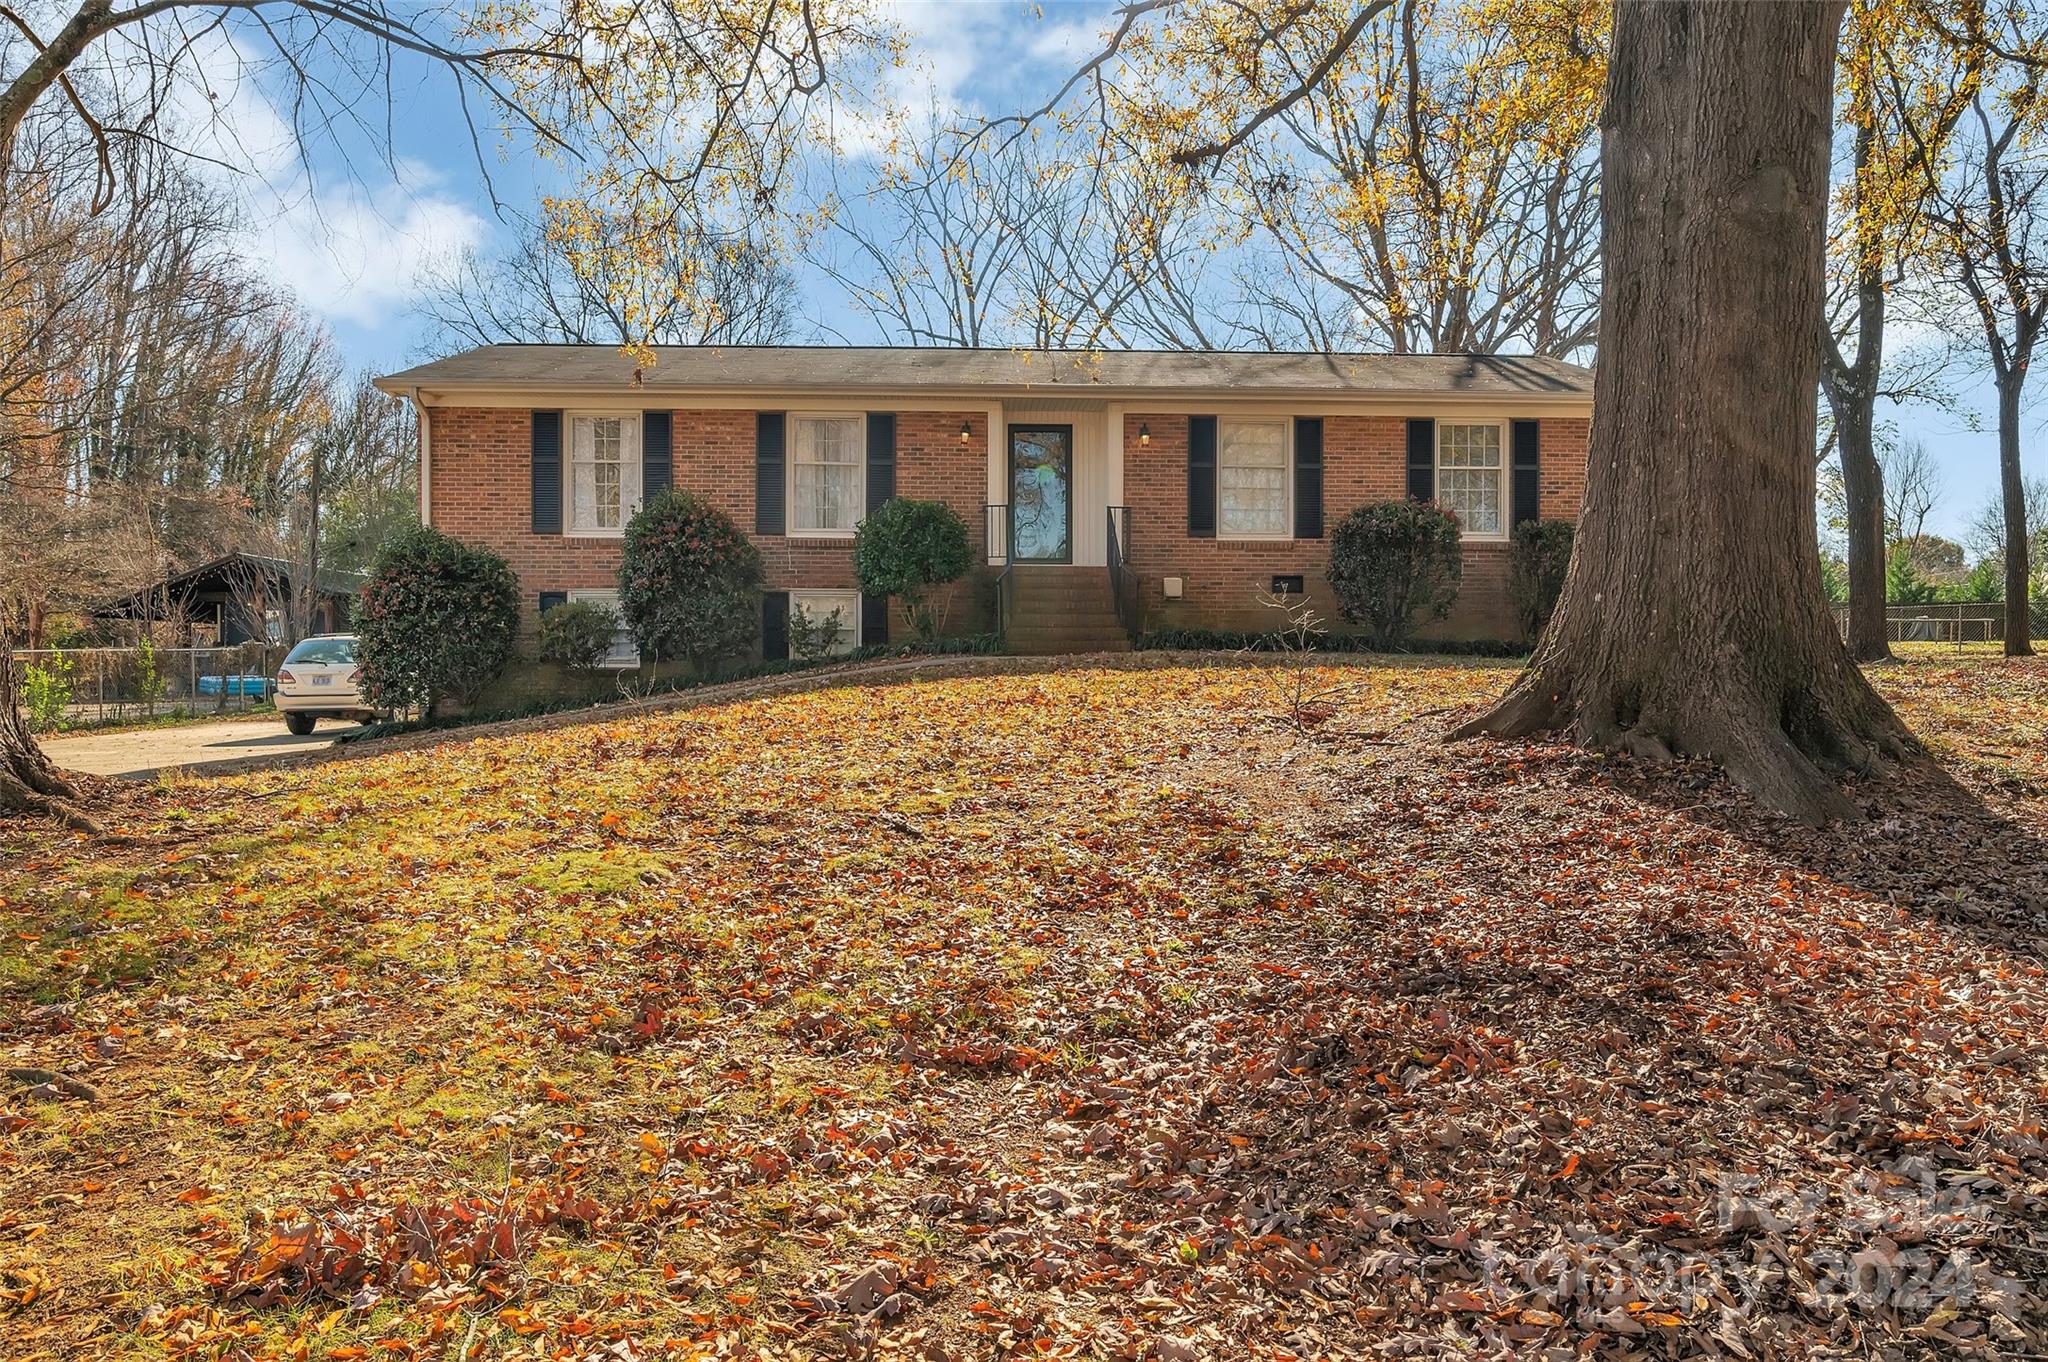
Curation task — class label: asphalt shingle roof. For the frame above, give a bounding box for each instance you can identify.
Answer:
[378,345,1593,399]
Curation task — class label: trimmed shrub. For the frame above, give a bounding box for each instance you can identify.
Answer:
[358,526,520,713]
[1325,501,1463,649]
[853,498,972,641]
[537,600,620,673]
[1508,519,1575,641]
[618,490,763,670]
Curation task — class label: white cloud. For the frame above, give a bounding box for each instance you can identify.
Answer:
[247,169,486,329]
[1027,13,1111,66]
[123,23,488,330]
[887,0,986,111]
[828,0,1121,158]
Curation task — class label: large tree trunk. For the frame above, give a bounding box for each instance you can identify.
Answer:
[1995,377,2036,657]
[0,624,102,833]
[1451,0,1917,825]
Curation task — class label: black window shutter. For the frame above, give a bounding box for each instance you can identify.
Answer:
[1406,418,1436,502]
[861,593,889,646]
[866,412,896,514]
[1511,419,1541,529]
[756,413,786,535]
[531,410,563,534]
[1293,417,1324,539]
[761,591,789,661]
[643,410,673,501]
[538,591,567,613]
[1187,415,1217,538]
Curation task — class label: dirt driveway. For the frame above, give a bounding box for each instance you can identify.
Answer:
[40,716,367,779]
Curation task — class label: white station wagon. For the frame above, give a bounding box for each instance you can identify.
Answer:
[274,634,378,734]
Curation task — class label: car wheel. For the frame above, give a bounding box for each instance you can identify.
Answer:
[284,713,316,736]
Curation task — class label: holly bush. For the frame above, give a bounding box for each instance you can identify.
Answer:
[358,526,520,713]
[618,490,763,670]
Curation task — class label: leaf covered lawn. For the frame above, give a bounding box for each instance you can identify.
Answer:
[3,656,2047,1361]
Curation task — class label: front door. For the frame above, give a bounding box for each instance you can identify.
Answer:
[1008,425,1073,563]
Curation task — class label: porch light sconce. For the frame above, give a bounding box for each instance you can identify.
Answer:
[959,421,972,445]
[1139,423,1151,446]
[1163,576,1184,600]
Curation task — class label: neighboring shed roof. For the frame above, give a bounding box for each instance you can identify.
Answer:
[377,345,1593,401]
[95,552,366,619]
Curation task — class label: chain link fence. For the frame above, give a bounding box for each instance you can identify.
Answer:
[10,643,287,731]
[1829,601,2048,648]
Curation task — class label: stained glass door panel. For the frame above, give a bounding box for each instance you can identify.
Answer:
[1009,427,1073,563]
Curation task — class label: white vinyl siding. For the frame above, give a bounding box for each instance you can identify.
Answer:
[566,588,639,667]
[1218,419,1290,539]
[788,589,860,656]
[790,415,865,535]
[1437,422,1506,538]
[568,415,640,534]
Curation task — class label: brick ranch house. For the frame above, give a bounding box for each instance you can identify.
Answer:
[372,346,1592,664]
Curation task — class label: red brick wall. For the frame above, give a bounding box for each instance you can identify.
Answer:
[427,407,990,639]
[1539,417,1590,521]
[1121,413,1588,642]
[428,408,625,601]
[427,404,1586,648]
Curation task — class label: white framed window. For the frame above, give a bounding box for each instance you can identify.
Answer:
[1218,418,1291,539]
[788,589,861,656]
[567,414,641,535]
[566,588,640,668]
[1437,422,1506,538]
[790,414,865,535]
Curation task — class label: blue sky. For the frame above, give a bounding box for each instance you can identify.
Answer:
[254,0,1104,370]
[211,0,2027,544]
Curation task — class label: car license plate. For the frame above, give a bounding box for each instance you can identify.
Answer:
[312,675,333,686]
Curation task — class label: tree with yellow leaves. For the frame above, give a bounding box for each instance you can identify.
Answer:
[1209,0,1606,354]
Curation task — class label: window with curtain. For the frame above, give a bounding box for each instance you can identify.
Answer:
[791,415,864,533]
[1219,419,1289,537]
[568,415,639,533]
[1436,423,1505,536]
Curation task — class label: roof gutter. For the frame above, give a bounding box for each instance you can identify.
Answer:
[386,381,1594,408]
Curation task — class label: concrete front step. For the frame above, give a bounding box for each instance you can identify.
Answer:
[1010,585,1120,603]
[1004,566,1130,654]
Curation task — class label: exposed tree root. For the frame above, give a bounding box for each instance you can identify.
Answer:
[1714,717,1862,827]
[3,626,108,835]
[1450,663,1927,828]
[1445,671,1563,742]
[0,765,106,836]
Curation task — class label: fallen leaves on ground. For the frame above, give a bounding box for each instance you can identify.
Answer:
[1,654,2045,1360]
